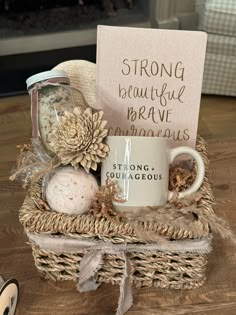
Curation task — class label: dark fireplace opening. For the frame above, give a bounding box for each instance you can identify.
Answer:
[0,0,151,95]
[0,0,139,38]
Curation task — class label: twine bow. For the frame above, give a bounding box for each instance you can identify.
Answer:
[27,233,212,315]
[9,139,61,188]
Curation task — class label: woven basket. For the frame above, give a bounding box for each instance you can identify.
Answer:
[19,136,214,290]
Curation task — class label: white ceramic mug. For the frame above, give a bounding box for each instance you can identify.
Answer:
[101,136,205,212]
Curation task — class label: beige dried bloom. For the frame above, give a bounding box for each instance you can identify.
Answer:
[49,107,109,172]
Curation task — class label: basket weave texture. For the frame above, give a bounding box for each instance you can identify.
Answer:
[20,136,214,290]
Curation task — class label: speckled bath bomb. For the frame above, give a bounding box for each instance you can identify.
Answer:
[46,166,98,215]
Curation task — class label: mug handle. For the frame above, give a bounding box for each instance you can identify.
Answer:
[168,146,205,200]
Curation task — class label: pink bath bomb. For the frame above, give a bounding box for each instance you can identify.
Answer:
[46,166,98,215]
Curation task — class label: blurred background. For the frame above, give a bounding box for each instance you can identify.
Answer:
[0,0,235,97]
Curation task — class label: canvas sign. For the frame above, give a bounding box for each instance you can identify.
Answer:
[96,25,207,148]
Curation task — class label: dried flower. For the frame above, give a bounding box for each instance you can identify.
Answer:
[49,107,109,172]
[90,180,125,223]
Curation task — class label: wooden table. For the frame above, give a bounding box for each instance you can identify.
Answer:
[0,95,236,315]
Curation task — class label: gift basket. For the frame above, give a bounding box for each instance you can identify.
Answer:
[11,60,233,315]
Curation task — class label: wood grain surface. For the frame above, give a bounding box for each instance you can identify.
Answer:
[0,94,236,315]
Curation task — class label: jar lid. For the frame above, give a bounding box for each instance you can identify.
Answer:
[26,70,69,89]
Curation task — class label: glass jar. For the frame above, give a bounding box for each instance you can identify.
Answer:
[26,70,76,153]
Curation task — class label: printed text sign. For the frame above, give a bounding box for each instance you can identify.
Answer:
[96,26,207,147]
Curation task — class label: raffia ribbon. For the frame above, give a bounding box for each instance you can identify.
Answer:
[77,247,133,315]
[27,233,212,315]
[9,139,61,188]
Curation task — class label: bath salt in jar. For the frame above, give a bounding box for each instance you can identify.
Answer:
[26,70,76,153]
